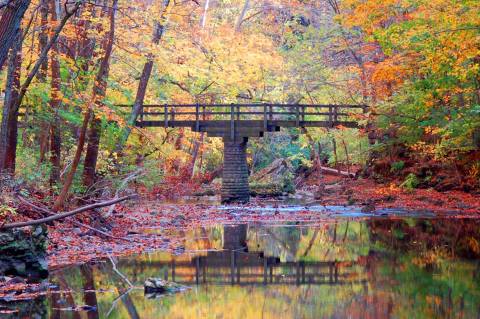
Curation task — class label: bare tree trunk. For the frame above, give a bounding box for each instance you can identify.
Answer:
[0,32,22,173]
[235,0,249,32]
[54,0,117,211]
[0,0,30,70]
[200,0,209,29]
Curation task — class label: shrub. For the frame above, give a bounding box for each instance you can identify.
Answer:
[390,160,405,173]
[401,173,419,190]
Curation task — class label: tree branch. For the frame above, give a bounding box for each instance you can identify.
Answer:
[15,0,83,111]
[0,195,137,230]
[16,196,134,241]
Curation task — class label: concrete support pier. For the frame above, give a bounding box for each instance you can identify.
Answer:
[221,137,250,203]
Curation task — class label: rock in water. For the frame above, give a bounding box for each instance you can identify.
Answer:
[144,278,189,296]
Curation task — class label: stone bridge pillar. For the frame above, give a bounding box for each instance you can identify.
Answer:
[222,137,250,203]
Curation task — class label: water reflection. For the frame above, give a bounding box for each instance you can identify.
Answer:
[4,217,480,318]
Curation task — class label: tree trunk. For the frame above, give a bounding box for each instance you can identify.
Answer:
[200,0,210,29]
[115,0,170,153]
[53,109,91,211]
[82,0,118,189]
[49,0,61,184]
[301,127,321,170]
[0,32,22,174]
[82,117,101,188]
[38,0,48,80]
[190,132,204,178]
[53,0,116,210]
[37,0,49,163]
[1,1,81,174]
[0,0,30,70]
[332,137,338,171]
[235,0,249,32]
[340,137,351,174]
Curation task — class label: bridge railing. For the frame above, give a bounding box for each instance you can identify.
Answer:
[117,103,367,128]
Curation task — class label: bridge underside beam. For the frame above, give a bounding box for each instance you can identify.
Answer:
[137,120,359,129]
[222,137,250,203]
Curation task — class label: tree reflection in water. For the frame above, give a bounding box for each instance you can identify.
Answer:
[4,218,480,318]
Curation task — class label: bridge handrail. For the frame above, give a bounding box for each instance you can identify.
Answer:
[116,103,367,109]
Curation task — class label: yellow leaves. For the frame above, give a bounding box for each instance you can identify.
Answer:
[340,0,411,35]
[338,0,480,111]
[424,126,442,136]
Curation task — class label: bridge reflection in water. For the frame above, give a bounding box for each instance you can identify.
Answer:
[159,251,352,286]
[136,224,364,287]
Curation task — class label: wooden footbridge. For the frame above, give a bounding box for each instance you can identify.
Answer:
[122,103,367,203]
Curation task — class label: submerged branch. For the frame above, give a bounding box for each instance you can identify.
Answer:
[107,253,133,287]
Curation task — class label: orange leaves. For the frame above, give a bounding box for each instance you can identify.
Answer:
[368,57,412,98]
[340,0,411,35]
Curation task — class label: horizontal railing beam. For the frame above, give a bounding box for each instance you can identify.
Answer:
[116,103,367,109]
[140,111,353,116]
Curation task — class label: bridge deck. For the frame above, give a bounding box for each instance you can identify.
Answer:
[120,103,367,138]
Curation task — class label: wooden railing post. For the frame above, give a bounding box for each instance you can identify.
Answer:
[230,103,235,140]
[164,104,168,128]
[236,104,240,121]
[333,105,338,123]
[195,103,200,131]
[230,250,235,285]
[295,104,300,127]
[263,103,268,130]
[269,104,273,121]
[328,105,333,126]
[263,257,268,285]
[301,105,305,123]
[202,104,206,120]
[140,104,144,123]
[171,107,175,124]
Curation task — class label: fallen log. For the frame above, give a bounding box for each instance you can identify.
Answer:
[17,196,134,241]
[319,166,355,178]
[0,195,137,230]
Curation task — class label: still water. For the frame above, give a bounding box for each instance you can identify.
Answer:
[5,216,480,318]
